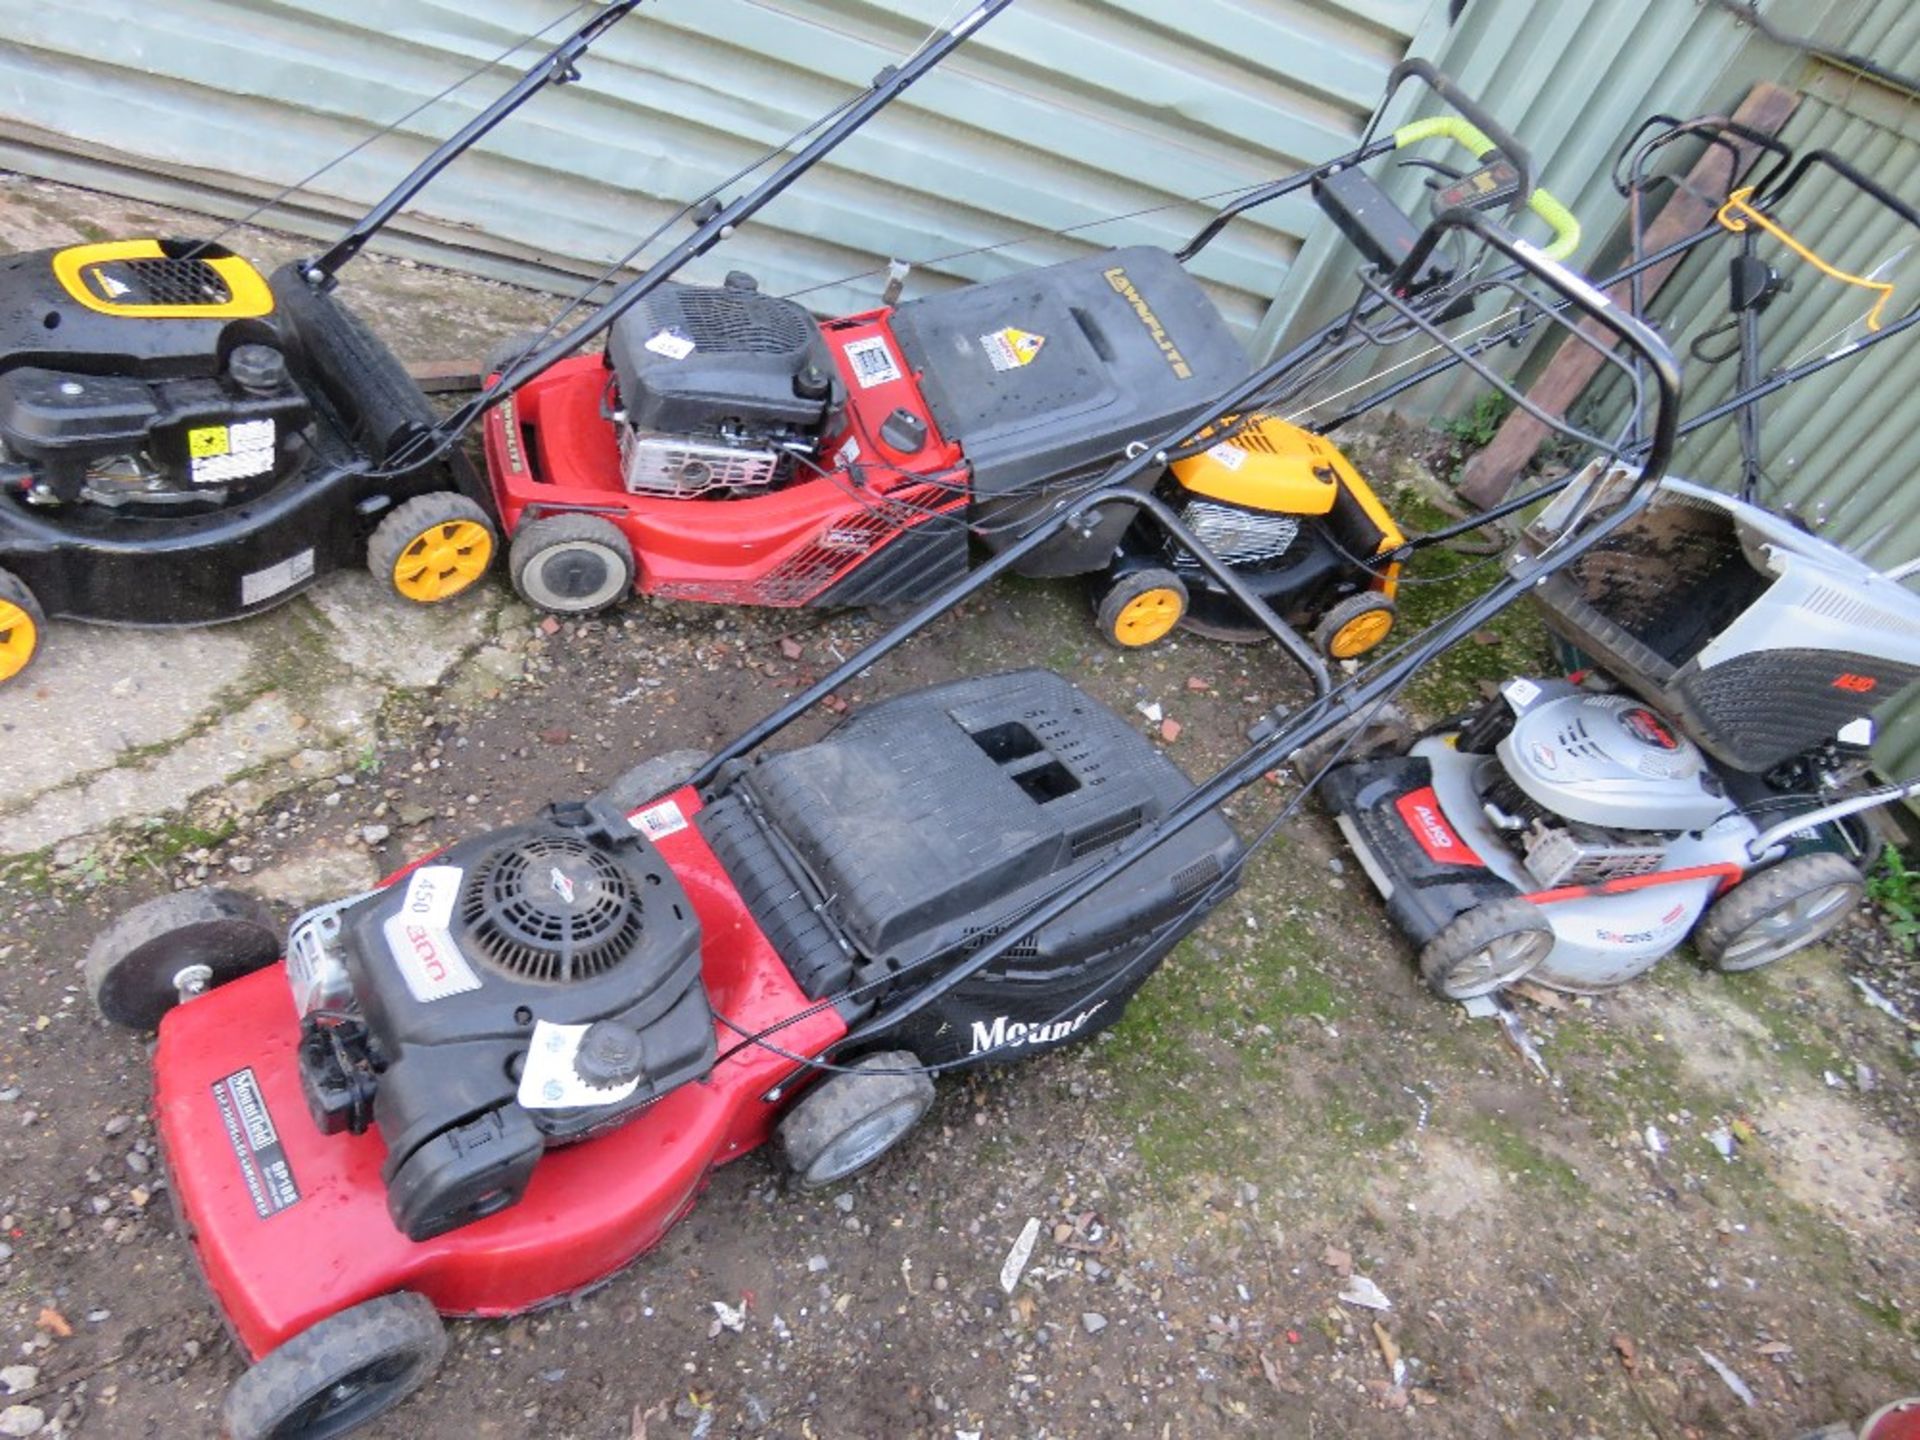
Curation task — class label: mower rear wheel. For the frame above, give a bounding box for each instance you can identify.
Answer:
[592,748,709,817]
[85,887,281,1030]
[779,1050,935,1189]
[1696,851,1863,972]
[1095,569,1187,649]
[0,567,45,684]
[1313,591,1396,661]
[510,513,635,616]
[1419,898,1554,1000]
[224,1291,447,1440]
[369,493,497,604]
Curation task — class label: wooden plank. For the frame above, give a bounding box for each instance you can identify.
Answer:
[1457,82,1801,507]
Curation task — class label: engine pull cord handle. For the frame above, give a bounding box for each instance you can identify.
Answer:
[1392,114,1582,262]
[1715,185,1896,331]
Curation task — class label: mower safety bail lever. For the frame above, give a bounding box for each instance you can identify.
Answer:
[300,0,651,287]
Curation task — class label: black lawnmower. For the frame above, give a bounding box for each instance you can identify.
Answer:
[0,2,658,684]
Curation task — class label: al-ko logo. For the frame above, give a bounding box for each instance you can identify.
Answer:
[383,865,482,1003]
[1393,786,1483,866]
[969,1002,1105,1057]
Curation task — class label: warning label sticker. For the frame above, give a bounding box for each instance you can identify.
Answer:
[1205,442,1248,472]
[239,547,315,607]
[631,798,688,841]
[980,326,1045,372]
[842,336,903,389]
[188,418,276,485]
[212,1067,300,1219]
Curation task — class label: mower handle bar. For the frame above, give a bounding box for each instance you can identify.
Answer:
[1180,59,1578,263]
[1756,147,1920,234]
[302,0,649,285]
[1747,777,1920,861]
[694,211,1679,1065]
[375,0,1014,477]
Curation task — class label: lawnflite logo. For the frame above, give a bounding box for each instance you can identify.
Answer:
[1103,268,1194,380]
[381,865,481,1003]
[969,1003,1105,1057]
[1393,786,1483,866]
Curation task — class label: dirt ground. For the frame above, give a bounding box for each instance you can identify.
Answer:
[0,178,1914,1440]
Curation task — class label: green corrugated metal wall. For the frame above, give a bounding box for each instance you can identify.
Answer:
[0,0,1426,334]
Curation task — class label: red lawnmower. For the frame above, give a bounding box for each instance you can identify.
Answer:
[475,61,1583,659]
[87,193,1679,1437]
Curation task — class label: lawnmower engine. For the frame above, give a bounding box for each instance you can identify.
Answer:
[0,240,312,509]
[287,800,715,1241]
[604,274,845,497]
[1473,685,1731,887]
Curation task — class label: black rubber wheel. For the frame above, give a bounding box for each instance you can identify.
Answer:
[1094,569,1188,649]
[1695,851,1864,972]
[509,513,635,616]
[367,492,497,605]
[85,888,280,1031]
[778,1051,935,1189]
[224,1292,447,1440]
[0,566,45,686]
[591,748,709,816]
[1311,591,1396,661]
[1418,898,1554,1000]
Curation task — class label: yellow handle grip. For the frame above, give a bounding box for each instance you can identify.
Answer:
[1527,188,1581,262]
[1394,117,1582,261]
[1394,114,1497,158]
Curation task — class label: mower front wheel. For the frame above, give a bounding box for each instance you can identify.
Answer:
[510,513,635,616]
[1419,898,1554,1000]
[0,567,45,685]
[779,1050,935,1189]
[1095,569,1187,649]
[224,1291,447,1440]
[1313,591,1396,661]
[1695,851,1864,972]
[369,493,497,604]
[85,887,281,1030]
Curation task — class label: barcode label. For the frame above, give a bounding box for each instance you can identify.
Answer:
[843,336,903,388]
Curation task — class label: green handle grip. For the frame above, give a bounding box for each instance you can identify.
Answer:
[1394,116,1582,260]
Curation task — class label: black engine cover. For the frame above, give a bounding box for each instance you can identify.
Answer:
[0,240,311,502]
[605,279,842,443]
[302,801,714,1240]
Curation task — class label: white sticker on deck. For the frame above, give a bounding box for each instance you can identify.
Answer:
[240,547,315,607]
[1205,442,1248,471]
[631,798,688,840]
[644,329,696,360]
[843,336,903,388]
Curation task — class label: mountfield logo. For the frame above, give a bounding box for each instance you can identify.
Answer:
[969,1003,1105,1057]
[1394,786,1483,866]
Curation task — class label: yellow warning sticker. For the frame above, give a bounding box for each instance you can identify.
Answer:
[980,326,1045,372]
[188,425,231,458]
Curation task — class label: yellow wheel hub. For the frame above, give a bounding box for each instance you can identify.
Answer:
[1113,587,1183,647]
[0,599,37,682]
[393,520,493,602]
[1328,608,1393,659]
